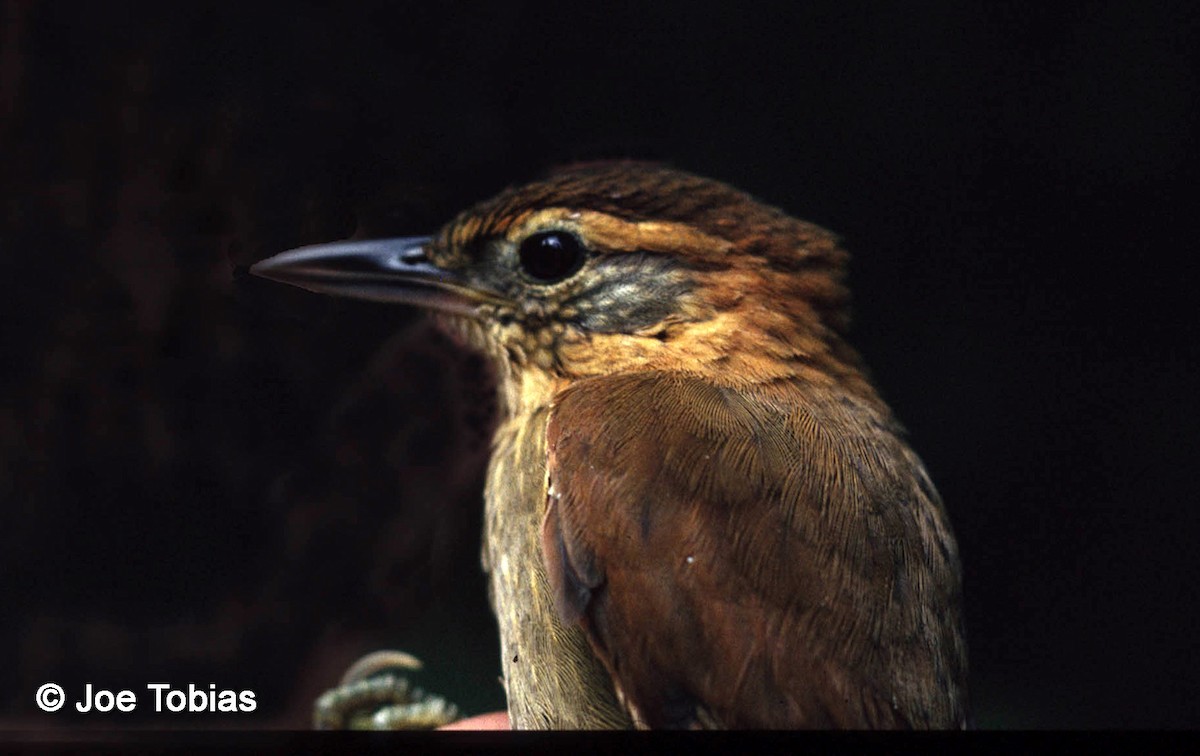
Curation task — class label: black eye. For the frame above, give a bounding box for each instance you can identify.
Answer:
[517,231,586,283]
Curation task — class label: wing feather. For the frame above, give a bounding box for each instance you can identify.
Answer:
[540,371,967,729]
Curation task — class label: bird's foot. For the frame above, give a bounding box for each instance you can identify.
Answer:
[313,649,461,730]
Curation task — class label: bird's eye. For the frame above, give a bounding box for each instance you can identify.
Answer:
[517,231,586,283]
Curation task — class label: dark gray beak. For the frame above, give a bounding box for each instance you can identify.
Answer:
[250,237,488,316]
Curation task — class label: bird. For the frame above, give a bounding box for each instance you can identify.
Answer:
[251,161,969,729]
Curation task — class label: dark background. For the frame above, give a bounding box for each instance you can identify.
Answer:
[1,0,1196,730]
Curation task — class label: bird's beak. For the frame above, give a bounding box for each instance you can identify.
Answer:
[250,237,489,316]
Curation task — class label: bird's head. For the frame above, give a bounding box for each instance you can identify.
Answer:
[253,162,876,410]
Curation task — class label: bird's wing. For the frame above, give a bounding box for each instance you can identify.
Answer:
[541,371,967,729]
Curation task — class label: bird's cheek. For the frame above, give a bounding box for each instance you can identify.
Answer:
[556,332,662,376]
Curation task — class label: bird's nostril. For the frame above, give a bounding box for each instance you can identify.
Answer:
[398,247,428,265]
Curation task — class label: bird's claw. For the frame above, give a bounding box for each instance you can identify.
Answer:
[313,650,461,730]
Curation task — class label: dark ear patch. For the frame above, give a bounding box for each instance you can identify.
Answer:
[569,253,695,334]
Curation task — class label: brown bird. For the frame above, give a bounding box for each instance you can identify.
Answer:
[251,162,969,729]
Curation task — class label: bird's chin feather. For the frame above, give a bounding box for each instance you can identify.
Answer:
[431,312,491,353]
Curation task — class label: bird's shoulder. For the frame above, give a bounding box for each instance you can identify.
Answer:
[540,369,961,728]
[542,369,909,612]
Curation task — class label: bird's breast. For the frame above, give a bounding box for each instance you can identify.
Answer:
[481,406,632,729]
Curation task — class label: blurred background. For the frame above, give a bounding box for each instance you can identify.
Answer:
[1,0,1196,729]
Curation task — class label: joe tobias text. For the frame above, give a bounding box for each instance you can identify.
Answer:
[71,683,256,713]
